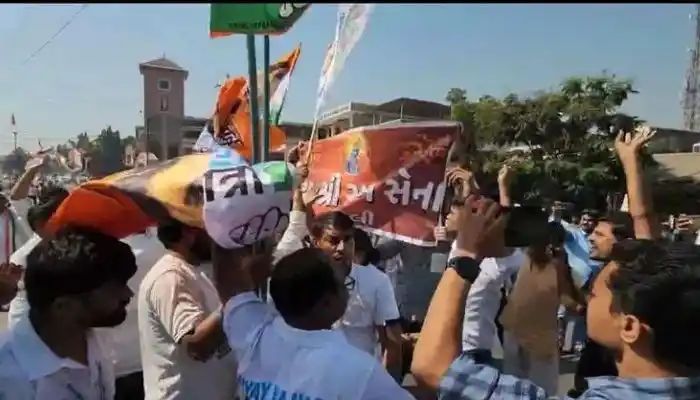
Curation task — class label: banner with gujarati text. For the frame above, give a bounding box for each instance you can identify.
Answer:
[305,121,458,246]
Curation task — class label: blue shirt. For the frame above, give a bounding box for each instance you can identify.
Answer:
[558,220,602,288]
[439,351,700,400]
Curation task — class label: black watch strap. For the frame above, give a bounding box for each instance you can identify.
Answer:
[447,256,481,283]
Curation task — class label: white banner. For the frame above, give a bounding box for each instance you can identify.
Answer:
[314,4,374,118]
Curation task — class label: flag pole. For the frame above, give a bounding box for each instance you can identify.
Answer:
[246,34,261,164]
[262,35,271,162]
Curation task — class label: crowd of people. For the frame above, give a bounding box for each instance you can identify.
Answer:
[0,127,698,399]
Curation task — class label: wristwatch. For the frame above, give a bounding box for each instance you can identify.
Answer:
[447,256,481,283]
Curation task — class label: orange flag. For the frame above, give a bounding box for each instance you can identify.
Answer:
[212,46,301,160]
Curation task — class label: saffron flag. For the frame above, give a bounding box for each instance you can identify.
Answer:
[210,4,310,37]
[305,121,458,246]
[208,46,301,159]
[47,148,296,249]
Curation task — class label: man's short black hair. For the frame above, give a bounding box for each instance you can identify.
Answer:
[609,239,700,370]
[270,248,341,319]
[598,211,634,241]
[353,228,380,266]
[27,187,69,232]
[581,209,600,220]
[157,218,185,250]
[309,211,354,238]
[25,227,137,311]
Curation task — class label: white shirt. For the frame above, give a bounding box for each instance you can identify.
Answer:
[138,253,238,400]
[100,230,166,377]
[8,229,167,379]
[224,292,413,400]
[335,264,400,356]
[7,233,42,328]
[0,199,33,263]
[0,316,115,400]
[272,210,401,355]
[272,210,307,263]
[449,243,526,351]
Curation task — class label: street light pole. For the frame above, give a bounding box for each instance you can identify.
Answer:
[145,117,150,166]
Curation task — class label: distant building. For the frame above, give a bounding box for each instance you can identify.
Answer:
[318,97,451,134]
[136,56,194,160]
[135,55,450,159]
[647,127,700,154]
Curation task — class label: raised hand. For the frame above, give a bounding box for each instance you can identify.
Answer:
[434,225,448,242]
[287,141,309,166]
[454,195,501,258]
[497,164,513,187]
[446,166,480,197]
[615,126,656,165]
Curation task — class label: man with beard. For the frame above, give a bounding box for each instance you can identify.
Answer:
[566,211,634,396]
[138,219,238,400]
[0,227,137,399]
[568,127,658,398]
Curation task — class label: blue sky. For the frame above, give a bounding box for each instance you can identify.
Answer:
[0,3,695,151]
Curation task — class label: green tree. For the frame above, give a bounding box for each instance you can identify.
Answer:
[2,147,29,173]
[449,73,648,210]
[95,126,123,175]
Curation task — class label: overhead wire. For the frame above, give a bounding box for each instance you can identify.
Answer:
[21,4,89,66]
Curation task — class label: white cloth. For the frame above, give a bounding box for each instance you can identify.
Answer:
[138,253,238,400]
[0,199,33,263]
[223,292,413,400]
[695,230,700,246]
[503,330,559,395]
[7,233,42,328]
[335,264,400,356]
[8,229,167,379]
[0,316,115,400]
[272,210,307,263]
[460,249,526,352]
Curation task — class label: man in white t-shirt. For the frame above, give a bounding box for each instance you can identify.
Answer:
[106,228,166,399]
[350,227,403,379]
[5,189,166,398]
[0,160,48,266]
[7,186,70,325]
[0,227,137,400]
[460,249,525,352]
[0,194,32,263]
[273,185,404,378]
[138,219,237,400]
[216,244,413,400]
